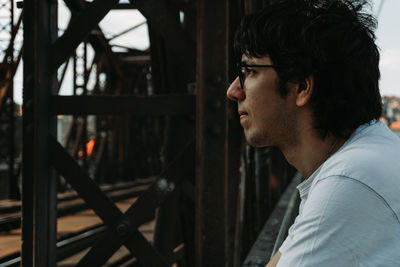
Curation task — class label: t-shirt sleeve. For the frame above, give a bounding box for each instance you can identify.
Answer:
[276,175,393,267]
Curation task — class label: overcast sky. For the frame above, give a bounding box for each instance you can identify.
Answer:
[11,0,400,104]
[373,0,400,96]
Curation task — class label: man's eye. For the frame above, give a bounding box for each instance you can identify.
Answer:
[244,67,255,75]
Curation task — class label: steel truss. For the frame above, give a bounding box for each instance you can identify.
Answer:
[0,0,23,200]
[21,0,295,266]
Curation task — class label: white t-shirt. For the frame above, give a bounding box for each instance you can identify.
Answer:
[278,120,400,267]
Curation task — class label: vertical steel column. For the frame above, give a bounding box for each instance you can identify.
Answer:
[0,0,15,198]
[247,0,262,13]
[3,0,19,199]
[196,0,240,265]
[82,41,88,167]
[8,0,16,199]
[225,1,243,266]
[22,0,58,265]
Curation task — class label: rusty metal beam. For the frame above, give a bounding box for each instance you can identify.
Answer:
[195,0,242,265]
[63,0,124,78]
[0,45,23,112]
[131,0,195,80]
[111,3,137,9]
[76,140,194,266]
[108,21,147,41]
[50,136,170,266]
[50,136,122,225]
[22,0,58,265]
[57,58,70,93]
[0,8,23,69]
[242,173,301,266]
[225,1,243,265]
[50,0,119,72]
[50,95,195,115]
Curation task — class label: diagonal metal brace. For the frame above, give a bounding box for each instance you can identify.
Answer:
[49,136,171,265]
[132,0,196,77]
[76,139,195,266]
[49,0,119,73]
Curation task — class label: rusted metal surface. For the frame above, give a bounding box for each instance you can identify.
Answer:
[22,0,58,265]
[0,181,153,232]
[0,8,23,111]
[50,136,170,266]
[132,0,196,81]
[225,1,244,265]
[16,0,299,265]
[72,140,194,266]
[195,0,242,265]
[242,173,302,267]
[50,0,119,72]
[112,3,137,10]
[0,3,23,200]
[50,95,196,115]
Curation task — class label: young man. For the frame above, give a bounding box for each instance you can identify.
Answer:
[226,0,400,266]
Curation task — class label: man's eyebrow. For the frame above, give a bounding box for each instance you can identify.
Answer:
[240,59,255,65]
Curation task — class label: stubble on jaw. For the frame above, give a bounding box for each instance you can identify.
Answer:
[245,90,299,149]
[245,110,298,149]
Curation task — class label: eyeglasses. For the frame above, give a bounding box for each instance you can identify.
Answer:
[236,63,278,89]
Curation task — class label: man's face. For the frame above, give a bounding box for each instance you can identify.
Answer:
[226,55,297,148]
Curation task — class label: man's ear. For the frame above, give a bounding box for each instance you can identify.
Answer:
[296,75,314,107]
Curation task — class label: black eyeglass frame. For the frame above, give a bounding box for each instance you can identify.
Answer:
[236,63,278,89]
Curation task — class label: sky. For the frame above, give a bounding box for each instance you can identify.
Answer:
[8,0,400,104]
[372,0,400,96]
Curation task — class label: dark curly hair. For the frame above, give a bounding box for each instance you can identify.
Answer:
[234,0,382,138]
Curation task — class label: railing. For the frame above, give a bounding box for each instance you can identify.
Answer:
[242,172,302,267]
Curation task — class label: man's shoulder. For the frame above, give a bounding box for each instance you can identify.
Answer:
[280,173,400,267]
[311,121,400,223]
[321,120,400,178]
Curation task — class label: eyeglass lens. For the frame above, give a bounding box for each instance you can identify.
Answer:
[237,66,244,88]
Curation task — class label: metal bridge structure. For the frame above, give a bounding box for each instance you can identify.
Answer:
[0,0,298,266]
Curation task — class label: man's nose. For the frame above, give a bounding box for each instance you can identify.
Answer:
[226,77,245,101]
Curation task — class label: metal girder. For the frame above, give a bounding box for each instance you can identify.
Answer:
[111,3,137,9]
[50,137,121,225]
[242,173,301,267]
[75,139,195,266]
[0,9,23,112]
[50,95,196,115]
[225,2,244,266]
[63,0,124,78]
[50,0,119,72]
[0,47,22,112]
[108,21,147,41]
[22,0,58,266]
[50,136,171,266]
[77,228,169,267]
[153,191,180,263]
[131,0,196,79]
[195,0,242,265]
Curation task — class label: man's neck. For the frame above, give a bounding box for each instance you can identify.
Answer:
[282,132,347,179]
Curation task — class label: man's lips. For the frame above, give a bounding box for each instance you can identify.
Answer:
[238,110,248,119]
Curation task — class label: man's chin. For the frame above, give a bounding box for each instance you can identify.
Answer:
[244,132,268,147]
